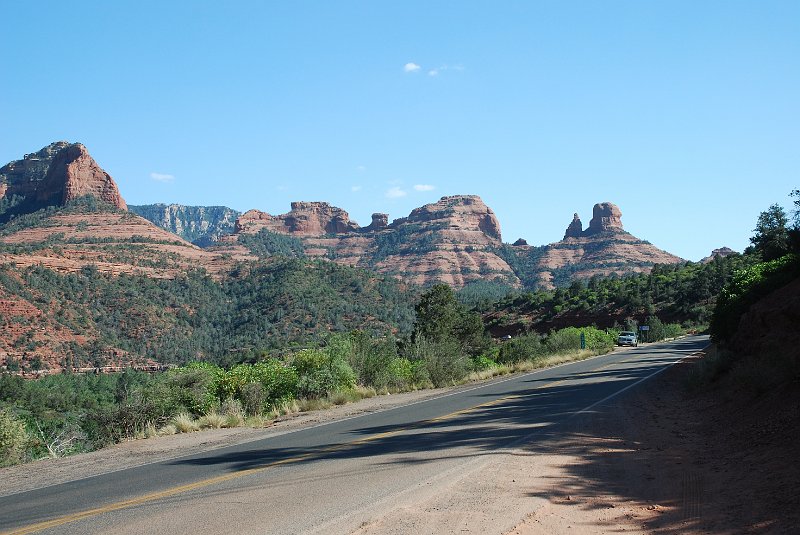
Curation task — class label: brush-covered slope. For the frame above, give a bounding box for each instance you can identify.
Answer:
[0,259,416,372]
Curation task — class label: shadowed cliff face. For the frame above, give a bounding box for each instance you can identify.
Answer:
[0,141,126,221]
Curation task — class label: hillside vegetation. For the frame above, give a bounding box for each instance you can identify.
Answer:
[0,258,416,371]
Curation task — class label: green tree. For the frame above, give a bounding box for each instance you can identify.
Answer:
[413,284,488,355]
[413,285,463,343]
[750,204,790,261]
[789,189,800,253]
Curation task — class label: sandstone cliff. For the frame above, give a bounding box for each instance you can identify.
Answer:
[231,195,518,288]
[0,142,126,221]
[512,202,683,289]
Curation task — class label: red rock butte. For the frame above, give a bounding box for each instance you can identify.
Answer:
[0,141,127,212]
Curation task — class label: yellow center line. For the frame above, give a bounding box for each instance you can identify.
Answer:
[1,357,638,535]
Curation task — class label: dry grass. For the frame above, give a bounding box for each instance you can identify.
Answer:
[355,385,377,399]
[158,424,177,436]
[297,398,332,412]
[144,423,159,439]
[224,413,245,428]
[198,411,226,429]
[172,413,199,433]
[461,349,600,385]
[273,399,301,417]
[244,415,270,428]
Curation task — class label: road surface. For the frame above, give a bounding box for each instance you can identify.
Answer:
[0,336,708,535]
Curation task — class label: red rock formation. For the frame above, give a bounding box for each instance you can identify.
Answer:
[0,141,127,214]
[564,213,583,239]
[405,195,502,243]
[585,202,623,235]
[525,202,683,289]
[236,202,359,236]
[233,195,516,288]
[701,247,737,263]
[365,213,389,231]
[39,143,127,209]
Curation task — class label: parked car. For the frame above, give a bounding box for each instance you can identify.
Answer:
[617,331,638,347]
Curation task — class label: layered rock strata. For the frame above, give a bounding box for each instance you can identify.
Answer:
[232,195,517,288]
[0,141,127,218]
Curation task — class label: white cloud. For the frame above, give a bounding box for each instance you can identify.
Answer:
[149,172,174,182]
[404,62,421,73]
[428,69,439,76]
[414,184,435,192]
[351,185,362,192]
[386,186,407,198]
[356,165,366,172]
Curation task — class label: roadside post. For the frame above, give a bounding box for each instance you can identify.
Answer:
[639,325,650,343]
[580,331,586,350]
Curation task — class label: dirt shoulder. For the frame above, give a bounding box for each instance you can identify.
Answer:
[348,349,798,535]
[507,353,800,534]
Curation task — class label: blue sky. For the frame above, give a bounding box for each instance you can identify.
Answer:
[2,1,797,260]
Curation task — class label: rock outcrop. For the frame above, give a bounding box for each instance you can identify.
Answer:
[564,213,583,239]
[0,143,250,282]
[365,213,389,231]
[585,202,623,235]
[701,247,737,263]
[0,142,126,220]
[513,202,683,289]
[236,202,359,236]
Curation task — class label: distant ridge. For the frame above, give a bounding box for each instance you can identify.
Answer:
[129,204,240,246]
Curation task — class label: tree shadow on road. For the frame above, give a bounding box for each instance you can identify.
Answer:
[170,338,796,533]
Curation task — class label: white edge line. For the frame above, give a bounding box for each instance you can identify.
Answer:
[573,344,711,416]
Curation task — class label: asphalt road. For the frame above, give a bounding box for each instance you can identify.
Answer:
[0,335,709,535]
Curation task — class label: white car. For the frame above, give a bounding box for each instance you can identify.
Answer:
[617,331,638,347]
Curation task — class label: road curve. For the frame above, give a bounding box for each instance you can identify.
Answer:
[0,336,709,535]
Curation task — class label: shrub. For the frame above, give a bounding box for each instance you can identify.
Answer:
[412,336,467,388]
[386,358,414,389]
[0,408,29,467]
[351,338,398,389]
[470,355,499,371]
[166,362,223,416]
[239,382,265,416]
[545,327,615,354]
[497,334,543,364]
[216,360,299,412]
[292,349,355,399]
